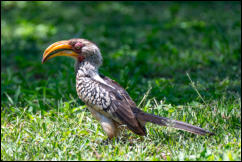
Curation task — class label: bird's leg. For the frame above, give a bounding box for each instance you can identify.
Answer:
[87,107,120,139]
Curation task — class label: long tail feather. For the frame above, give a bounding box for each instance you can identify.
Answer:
[136,111,214,136]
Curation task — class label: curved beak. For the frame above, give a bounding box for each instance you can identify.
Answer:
[42,40,79,63]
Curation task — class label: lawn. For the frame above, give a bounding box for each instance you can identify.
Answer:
[1,1,241,160]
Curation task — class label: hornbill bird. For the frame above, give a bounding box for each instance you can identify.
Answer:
[42,38,214,139]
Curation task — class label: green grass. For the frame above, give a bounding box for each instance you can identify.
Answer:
[1,1,241,160]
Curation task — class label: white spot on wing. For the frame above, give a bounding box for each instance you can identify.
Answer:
[93,75,115,89]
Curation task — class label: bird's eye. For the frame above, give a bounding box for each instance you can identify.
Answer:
[74,42,84,50]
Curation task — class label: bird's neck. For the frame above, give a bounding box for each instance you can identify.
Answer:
[75,60,99,77]
[75,58,115,89]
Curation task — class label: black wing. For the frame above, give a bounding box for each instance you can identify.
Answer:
[100,74,137,107]
[92,74,146,135]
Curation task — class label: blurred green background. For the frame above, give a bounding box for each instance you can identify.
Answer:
[1,1,241,160]
[1,1,241,108]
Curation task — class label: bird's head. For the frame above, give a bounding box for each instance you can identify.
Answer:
[42,38,102,67]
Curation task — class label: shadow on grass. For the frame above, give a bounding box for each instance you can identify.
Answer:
[1,1,241,108]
